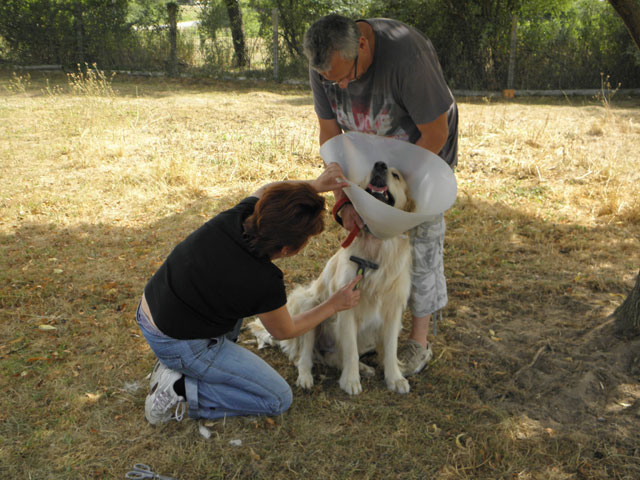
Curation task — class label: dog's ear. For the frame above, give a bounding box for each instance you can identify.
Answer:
[403,196,416,213]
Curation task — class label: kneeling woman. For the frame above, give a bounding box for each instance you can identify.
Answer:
[137,163,361,425]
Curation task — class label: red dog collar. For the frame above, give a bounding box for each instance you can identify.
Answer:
[332,198,360,248]
[332,197,351,226]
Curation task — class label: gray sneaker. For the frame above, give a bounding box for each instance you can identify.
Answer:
[398,340,433,376]
[145,362,185,425]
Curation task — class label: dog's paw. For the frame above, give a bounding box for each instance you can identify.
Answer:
[359,361,375,378]
[296,372,314,389]
[339,375,363,395]
[387,376,410,394]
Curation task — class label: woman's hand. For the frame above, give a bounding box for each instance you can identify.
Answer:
[259,275,363,340]
[312,163,348,193]
[328,275,363,313]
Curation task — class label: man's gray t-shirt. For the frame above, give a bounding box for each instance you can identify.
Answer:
[310,18,458,167]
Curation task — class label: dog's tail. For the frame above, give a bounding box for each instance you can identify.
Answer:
[248,319,278,349]
[248,319,303,362]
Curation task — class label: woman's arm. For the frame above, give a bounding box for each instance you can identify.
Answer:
[258,275,362,340]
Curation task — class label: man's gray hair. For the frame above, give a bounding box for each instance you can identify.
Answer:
[303,14,360,72]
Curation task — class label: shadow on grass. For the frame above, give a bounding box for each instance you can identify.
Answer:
[1,192,639,478]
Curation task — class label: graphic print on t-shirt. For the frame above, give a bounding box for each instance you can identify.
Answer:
[329,90,410,142]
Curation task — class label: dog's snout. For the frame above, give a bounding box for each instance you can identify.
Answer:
[374,161,388,172]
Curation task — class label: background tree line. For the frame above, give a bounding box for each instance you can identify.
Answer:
[0,0,638,90]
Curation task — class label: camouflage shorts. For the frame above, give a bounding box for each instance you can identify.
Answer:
[408,214,447,317]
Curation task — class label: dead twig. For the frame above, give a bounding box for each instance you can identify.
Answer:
[514,343,551,377]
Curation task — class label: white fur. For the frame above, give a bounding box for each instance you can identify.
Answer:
[250,166,413,395]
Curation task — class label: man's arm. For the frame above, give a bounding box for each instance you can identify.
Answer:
[318,117,342,146]
[415,111,448,155]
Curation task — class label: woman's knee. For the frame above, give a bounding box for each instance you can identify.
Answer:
[268,384,293,416]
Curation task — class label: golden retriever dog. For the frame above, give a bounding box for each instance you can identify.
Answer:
[251,161,415,395]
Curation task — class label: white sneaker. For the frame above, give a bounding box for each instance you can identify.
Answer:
[149,360,163,388]
[145,361,185,425]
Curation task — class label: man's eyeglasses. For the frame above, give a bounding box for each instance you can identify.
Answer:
[322,52,359,87]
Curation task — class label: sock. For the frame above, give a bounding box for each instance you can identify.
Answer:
[173,375,186,398]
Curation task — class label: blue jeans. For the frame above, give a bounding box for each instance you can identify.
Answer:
[136,304,292,420]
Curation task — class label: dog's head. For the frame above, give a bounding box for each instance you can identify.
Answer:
[361,161,416,213]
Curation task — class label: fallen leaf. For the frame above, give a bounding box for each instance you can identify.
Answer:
[198,423,212,439]
[27,357,48,363]
[38,325,57,331]
[84,392,102,402]
[455,433,467,449]
[249,447,261,461]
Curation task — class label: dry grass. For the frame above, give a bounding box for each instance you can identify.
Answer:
[1,70,639,479]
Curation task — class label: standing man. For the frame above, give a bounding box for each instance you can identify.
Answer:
[303,14,458,376]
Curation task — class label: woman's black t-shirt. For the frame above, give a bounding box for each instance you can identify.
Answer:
[144,197,287,339]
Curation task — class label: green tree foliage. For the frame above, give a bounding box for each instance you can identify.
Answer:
[239,0,637,88]
[517,0,639,88]
[0,0,129,66]
[0,0,637,88]
[365,0,639,89]
[368,0,523,89]
[127,0,168,27]
[248,0,369,67]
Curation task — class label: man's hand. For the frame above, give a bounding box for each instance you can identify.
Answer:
[313,162,348,193]
[328,275,363,313]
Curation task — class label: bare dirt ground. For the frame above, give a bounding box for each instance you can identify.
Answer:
[428,198,640,476]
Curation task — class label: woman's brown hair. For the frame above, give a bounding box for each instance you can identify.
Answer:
[243,183,325,258]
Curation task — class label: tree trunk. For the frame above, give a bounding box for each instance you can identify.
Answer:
[608,0,640,52]
[167,2,178,77]
[224,0,247,68]
[614,270,640,338]
[74,1,85,67]
[507,15,518,89]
